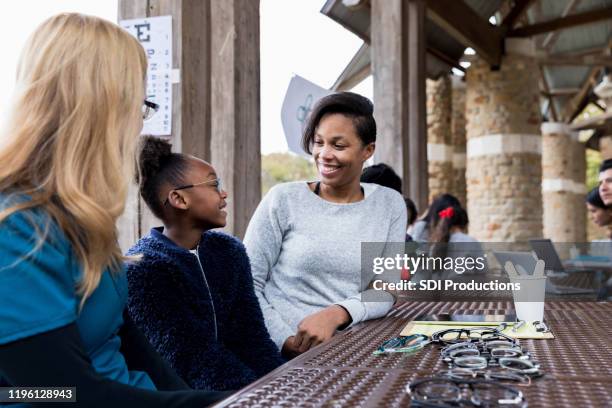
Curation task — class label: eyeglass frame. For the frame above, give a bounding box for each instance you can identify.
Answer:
[407,377,526,407]
[374,334,430,355]
[436,368,532,387]
[431,324,511,345]
[163,178,223,206]
[143,99,160,121]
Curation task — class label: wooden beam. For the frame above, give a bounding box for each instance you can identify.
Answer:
[332,45,463,92]
[509,5,612,37]
[593,100,607,112]
[538,55,612,66]
[426,0,503,67]
[541,87,581,96]
[561,41,612,122]
[564,68,601,122]
[551,46,611,58]
[571,110,612,130]
[427,46,466,72]
[463,52,612,66]
[539,67,558,121]
[502,0,536,29]
[542,0,581,51]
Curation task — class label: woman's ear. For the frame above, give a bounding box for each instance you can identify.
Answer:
[363,142,375,162]
[167,190,189,210]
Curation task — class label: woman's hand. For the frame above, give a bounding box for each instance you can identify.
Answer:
[293,305,351,353]
[281,336,301,359]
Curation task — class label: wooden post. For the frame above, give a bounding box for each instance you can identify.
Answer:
[117,0,149,252]
[406,0,428,211]
[372,0,428,211]
[117,0,260,246]
[210,0,261,239]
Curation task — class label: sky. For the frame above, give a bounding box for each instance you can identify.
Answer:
[0,0,372,155]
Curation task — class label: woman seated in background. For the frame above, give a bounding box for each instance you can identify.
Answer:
[0,14,225,407]
[586,186,612,241]
[408,193,462,243]
[244,92,407,358]
[426,196,485,279]
[126,136,284,391]
[360,162,419,241]
[585,187,612,261]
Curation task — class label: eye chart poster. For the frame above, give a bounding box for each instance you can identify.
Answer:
[120,15,173,136]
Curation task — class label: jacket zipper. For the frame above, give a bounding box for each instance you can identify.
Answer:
[193,245,218,341]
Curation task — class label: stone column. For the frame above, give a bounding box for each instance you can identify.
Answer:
[465,55,542,242]
[451,75,467,206]
[427,75,454,201]
[541,123,586,242]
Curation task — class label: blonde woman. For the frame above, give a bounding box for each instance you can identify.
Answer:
[0,14,226,407]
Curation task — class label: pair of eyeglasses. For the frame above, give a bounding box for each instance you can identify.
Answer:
[373,334,430,355]
[408,377,527,407]
[143,99,159,121]
[431,324,509,346]
[163,178,223,206]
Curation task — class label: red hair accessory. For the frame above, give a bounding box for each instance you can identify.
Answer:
[438,207,454,219]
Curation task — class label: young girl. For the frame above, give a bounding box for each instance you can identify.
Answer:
[126,136,284,391]
[428,197,484,277]
[408,193,462,243]
[0,13,225,407]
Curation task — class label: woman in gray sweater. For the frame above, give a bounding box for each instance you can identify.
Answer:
[244,93,407,358]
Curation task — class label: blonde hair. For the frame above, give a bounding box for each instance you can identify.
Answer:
[0,13,147,302]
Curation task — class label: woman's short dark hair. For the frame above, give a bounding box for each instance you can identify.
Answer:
[138,136,189,219]
[302,92,376,154]
[599,159,612,173]
[586,187,607,209]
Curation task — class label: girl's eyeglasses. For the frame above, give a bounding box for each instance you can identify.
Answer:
[163,178,223,206]
[143,99,160,121]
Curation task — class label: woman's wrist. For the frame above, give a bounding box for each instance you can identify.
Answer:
[329,305,351,328]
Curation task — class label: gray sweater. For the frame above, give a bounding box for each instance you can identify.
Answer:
[243,181,407,348]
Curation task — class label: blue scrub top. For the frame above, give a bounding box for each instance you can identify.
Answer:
[0,196,155,390]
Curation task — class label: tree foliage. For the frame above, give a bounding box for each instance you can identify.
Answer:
[261,153,318,194]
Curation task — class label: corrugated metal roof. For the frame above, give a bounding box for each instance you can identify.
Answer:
[529,0,612,122]
[323,0,612,126]
[320,0,370,41]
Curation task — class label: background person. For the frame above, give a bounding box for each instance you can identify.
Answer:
[408,193,463,243]
[599,159,612,206]
[0,14,225,407]
[126,136,284,391]
[244,92,407,358]
[427,199,484,279]
[586,186,612,240]
[360,162,418,241]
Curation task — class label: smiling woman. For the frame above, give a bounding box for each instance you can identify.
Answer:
[244,92,407,358]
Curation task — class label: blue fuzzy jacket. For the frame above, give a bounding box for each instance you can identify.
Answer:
[126,227,285,391]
